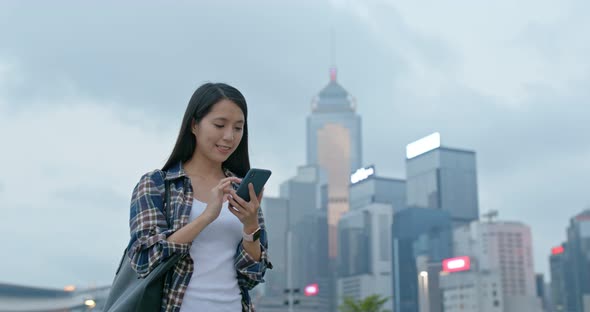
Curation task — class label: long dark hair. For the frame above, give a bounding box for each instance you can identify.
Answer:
[162,82,250,177]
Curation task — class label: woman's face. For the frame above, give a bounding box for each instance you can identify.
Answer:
[192,99,245,164]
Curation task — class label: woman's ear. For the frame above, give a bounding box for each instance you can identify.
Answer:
[191,119,198,135]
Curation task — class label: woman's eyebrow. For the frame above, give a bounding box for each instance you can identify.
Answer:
[213,117,244,124]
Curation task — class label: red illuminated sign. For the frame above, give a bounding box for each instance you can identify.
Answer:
[551,246,564,255]
[442,256,471,273]
[304,284,319,297]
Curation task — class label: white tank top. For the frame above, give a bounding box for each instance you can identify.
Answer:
[179,198,243,312]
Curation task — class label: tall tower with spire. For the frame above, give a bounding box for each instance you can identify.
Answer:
[307,68,362,258]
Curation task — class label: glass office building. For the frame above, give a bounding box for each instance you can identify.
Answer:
[565,210,590,312]
[307,69,362,258]
[392,208,453,312]
[349,169,406,214]
[549,210,590,312]
[406,139,479,226]
[549,243,568,312]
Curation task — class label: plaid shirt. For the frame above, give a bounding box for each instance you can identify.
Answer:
[127,162,272,312]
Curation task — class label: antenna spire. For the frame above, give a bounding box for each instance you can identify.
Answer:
[329,27,337,81]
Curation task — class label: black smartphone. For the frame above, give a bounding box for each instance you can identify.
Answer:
[235,168,272,202]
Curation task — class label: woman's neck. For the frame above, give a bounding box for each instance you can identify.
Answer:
[183,154,224,179]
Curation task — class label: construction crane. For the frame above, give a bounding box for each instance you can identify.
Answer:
[481,210,499,222]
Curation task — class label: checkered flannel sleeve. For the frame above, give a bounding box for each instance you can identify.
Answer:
[127,171,191,278]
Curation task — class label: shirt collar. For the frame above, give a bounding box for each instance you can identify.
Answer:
[164,161,238,180]
[164,162,185,180]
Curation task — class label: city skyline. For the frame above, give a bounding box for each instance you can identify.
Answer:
[0,0,588,291]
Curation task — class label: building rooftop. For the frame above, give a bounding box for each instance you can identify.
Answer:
[312,69,355,113]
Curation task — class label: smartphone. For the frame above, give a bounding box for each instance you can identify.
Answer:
[235,168,272,202]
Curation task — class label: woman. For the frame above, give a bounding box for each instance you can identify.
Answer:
[127,83,272,312]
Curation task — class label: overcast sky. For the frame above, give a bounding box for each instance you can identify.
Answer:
[0,0,588,289]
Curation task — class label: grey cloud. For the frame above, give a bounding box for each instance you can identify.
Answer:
[0,1,336,117]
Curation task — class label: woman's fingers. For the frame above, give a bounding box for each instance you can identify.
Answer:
[227,204,243,218]
[229,197,246,215]
[256,186,265,203]
[230,189,250,208]
[216,179,234,189]
[229,195,242,208]
[216,177,241,189]
[248,183,258,205]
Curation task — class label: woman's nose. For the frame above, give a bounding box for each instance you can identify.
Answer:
[223,129,234,141]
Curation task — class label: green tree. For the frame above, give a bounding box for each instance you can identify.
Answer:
[338,294,392,312]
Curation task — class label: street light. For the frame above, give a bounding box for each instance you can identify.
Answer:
[84,299,96,309]
[418,271,429,312]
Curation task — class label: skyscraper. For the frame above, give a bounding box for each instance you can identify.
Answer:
[549,244,568,312]
[307,68,362,258]
[564,210,590,312]
[453,220,542,312]
[440,267,504,312]
[392,208,453,312]
[349,166,406,213]
[405,133,479,226]
[280,165,331,311]
[337,203,393,304]
[548,210,590,312]
[260,197,289,298]
[257,165,330,311]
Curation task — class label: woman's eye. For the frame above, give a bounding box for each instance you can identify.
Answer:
[214,124,224,128]
[235,127,243,131]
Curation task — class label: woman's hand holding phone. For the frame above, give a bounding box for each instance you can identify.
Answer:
[227,183,264,231]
